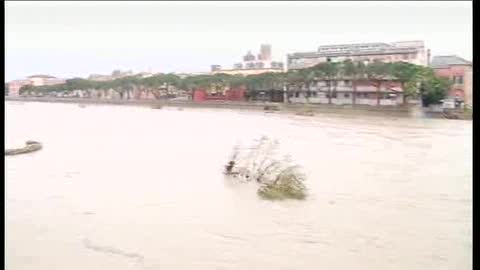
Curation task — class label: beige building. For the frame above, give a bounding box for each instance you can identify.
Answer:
[7,75,65,96]
[288,40,429,70]
[27,75,66,86]
[211,44,285,76]
[88,70,135,81]
[211,68,284,76]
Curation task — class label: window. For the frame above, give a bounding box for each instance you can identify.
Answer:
[344,93,350,98]
[295,92,300,98]
[457,76,464,84]
[402,54,408,60]
[312,91,317,97]
[344,80,351,86]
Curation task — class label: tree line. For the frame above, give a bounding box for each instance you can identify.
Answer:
[18,60,452,106]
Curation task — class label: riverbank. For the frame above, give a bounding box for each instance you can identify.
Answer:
[5,97,470,120]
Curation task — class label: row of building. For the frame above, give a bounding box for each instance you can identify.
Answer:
[7,75,67,97]
[7,40,472,107]
[210,41,472,107]
[6,69,157,97]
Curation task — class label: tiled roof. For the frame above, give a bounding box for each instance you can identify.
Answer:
[430,55,472,68]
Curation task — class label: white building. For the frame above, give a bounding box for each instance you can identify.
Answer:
[288,40,429,70]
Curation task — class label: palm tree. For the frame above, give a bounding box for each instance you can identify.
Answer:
[314,62,339,105]
[366,60,389,106]
[342,60,366,105]
[285,70,304,103]
[303,69,317,104]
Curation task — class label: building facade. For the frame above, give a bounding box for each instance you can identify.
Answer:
[430,55,473,107]
[7,75,65,96]
[211,68,284,76]
[7,79,33,97]
[211,44,285,75]
[464,69,473,108]
[27,75,66,86]
[288,40,429,70]
[88,70,135,81]
[287,78,404,106]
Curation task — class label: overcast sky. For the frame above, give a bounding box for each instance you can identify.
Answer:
[5,1,472,81]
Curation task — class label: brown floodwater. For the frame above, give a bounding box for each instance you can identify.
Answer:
[5,102,472,270]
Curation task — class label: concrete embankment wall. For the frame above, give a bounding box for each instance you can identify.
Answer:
[5,97,420,118]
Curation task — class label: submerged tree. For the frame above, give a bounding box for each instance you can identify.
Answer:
[225,136,307,200]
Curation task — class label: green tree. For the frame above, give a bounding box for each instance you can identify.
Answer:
[19,85,35,96]
[390,62,423,104]
[342,60,366,105]
[313,62,340,104]
[285,70,304,102]
[419,70,452,107]
[366,60,391,106]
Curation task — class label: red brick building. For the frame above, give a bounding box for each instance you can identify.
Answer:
[430,55,472,106]
[193,87,246,102]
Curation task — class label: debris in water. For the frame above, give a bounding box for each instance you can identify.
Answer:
[257,165,307,200]
[5,141,42,156]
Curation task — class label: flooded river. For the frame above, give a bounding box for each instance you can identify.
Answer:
[5,102,472,270]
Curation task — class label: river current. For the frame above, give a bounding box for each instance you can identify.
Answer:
[5,102,472,270]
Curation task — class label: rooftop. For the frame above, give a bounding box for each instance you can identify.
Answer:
[288,41,424,60]
[430,55,472,68]
[288,47,419,59]
[27,74,57,79]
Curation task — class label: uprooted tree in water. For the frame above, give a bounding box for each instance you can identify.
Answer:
[224,136,307,200]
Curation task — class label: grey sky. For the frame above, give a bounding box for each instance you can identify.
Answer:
[5,1,472,81]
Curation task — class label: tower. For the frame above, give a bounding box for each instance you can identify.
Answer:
[260,44,272,61]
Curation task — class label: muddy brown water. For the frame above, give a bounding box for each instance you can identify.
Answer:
[5,102,472,270]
